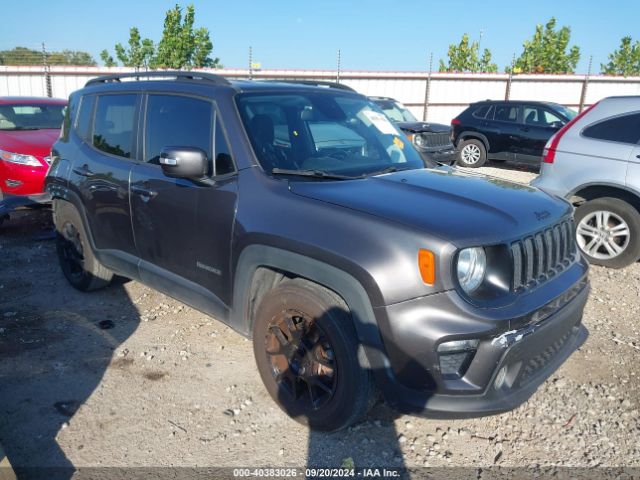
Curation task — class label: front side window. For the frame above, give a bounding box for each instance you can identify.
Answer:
[145,94,212,165]
[236,93,424,177]
[0,103,65,130]
[214,114,234,176]
[582,113,640,145]
[93,94,136,158]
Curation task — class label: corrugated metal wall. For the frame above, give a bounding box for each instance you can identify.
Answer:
[2,66,640,124]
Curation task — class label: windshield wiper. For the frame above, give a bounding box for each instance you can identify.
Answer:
[271,168,359,180]
[363,166,412,177]
[2,126,40,131]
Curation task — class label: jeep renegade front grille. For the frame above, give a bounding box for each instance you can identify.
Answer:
[423,132,452,148]
[510,219,576,291]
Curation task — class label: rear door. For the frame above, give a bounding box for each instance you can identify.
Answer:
[72,93,139,269]
[518,105,565,163]
[487,103,521,159]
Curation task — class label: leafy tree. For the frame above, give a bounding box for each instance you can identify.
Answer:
[439,34,498,73]
[153,4,221,69]
[0,46,96,66]
[100,50,117,67]
[511,18,580,74]
[601,36,640,76]
[113,27,155,69]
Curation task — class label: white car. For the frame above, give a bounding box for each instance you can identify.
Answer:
[532,96,640,268]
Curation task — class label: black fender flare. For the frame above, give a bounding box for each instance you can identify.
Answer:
[457,131,490,152]
[230,244,391,373]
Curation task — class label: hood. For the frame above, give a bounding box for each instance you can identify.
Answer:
[289,167,572,246]
[395,121,451,134]
[0,129,60,158]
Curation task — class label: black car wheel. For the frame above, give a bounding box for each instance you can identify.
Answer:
[54,200,113,291]
[252,278,374,431]
[457,139,487,168]
[575,197,640,269]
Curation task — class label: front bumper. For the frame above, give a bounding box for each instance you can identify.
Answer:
[0,160,48,196]
[418,147,457,166]
[371,261,589,418]
[0,192,52,218]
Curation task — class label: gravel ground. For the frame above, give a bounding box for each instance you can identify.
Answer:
[0,163,639,478]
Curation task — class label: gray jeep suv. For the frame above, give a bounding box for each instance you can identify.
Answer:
[46,72,589,431]
[532,96,640,268]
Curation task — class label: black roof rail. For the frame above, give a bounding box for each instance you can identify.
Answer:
[264,79,356,92]
[85,71,230,87]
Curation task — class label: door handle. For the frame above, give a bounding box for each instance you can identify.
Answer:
[131,184,158,198]
[72,164,94,177]
[636,154,640,159]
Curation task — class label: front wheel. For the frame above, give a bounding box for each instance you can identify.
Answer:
[457,139,487,168]
[574,197,640,269]
[252,278,374,431]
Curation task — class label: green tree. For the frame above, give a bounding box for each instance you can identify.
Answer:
[153,4,221,69]
[112,27,155,69]
[601,36,640,76]
[100,49,117,67]
[439,33,498,73]
[0,46,96,66]
[511,18,580,74]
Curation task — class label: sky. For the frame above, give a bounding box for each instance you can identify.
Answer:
[1,0,638,73]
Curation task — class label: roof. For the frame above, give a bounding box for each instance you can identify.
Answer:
[0,96,67,105]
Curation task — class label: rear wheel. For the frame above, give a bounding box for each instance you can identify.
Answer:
[252,278,374,431]
[574,197,640,268]
[54,201,113,291]
[457,139,487,168]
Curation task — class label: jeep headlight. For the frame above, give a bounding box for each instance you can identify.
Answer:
[457,247,486,294]
[413,133,426,148]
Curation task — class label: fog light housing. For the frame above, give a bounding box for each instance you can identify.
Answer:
[437,339,479,378]
[494,366,508,389]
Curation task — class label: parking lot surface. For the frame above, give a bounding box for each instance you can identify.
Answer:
[0,164,639,476]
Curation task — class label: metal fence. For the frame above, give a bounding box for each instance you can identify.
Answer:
[2,65,640,124]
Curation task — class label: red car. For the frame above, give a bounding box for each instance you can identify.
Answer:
[0,96,67,200]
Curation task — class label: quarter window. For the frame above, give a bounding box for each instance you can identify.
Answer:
[145,94,212,165]
[75,95,95,142]
[582,113,640,144]
[472,105,491,119]
[93,94,136,158]
[214,114,234,176]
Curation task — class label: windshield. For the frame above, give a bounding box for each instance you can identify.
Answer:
[372,99,418,123]
[237,93,425,177]
[0,103,66,130]
[554,104,578,120]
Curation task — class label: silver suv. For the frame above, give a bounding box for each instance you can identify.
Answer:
[532,96,640,268]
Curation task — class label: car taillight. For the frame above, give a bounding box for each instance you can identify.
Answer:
[543,103,598,164]
[451,118,461,126]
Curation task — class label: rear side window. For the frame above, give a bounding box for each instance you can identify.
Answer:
[75,95,95,142]
[494,105,518,123]
[93,94,136,158]
[582,113,640,145]
[145,94,212,165]
[472,105,491,119]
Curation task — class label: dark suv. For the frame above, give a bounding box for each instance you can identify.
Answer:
[46,72,589,431]
[451,100,577,168]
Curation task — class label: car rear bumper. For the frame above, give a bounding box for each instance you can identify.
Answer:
[370,260,589,418]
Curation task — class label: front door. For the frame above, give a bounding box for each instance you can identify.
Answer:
[130,93,237,305]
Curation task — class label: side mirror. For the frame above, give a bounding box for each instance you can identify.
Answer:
[159,147,208,179]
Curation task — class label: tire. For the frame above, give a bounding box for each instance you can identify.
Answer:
[252,278,375,432]
[457,138,487,168]
[574,197,640,269]
[53,200,113,291]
